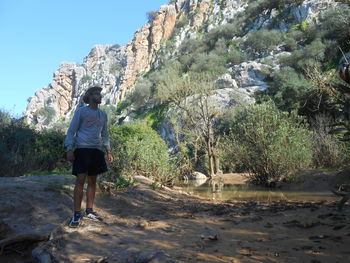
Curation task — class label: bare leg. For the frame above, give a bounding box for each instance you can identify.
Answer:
[86,175,97,210]
[74,174,86,212]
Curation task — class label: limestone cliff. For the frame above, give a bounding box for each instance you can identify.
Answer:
[24,0,342,129]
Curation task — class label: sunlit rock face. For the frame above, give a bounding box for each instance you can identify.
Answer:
[25,0,340,129]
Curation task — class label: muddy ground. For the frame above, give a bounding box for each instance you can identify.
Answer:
[0,171,349,263]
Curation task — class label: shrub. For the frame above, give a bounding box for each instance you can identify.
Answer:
[99,105,119,126]
[34,129,66,171]
[175,15,189,28]
[263,66,311,112]
[80,75,92,84]
[0,121,36,176]
[222,102,313,185]
[128,78,152,110]
[227,48,247,65]
[0,111,67,176]
[203,24,238,49]
[109,63,121,74]
[283,36,298,52]
[243,29,283,55]
[147,11,158,23]
[36,106,56,125]
[109,124,175,185]
[279,39,326,71]
[137,104,168,130]
[310,114,345,168]
[190,52,227,75]
[319,6,350,46]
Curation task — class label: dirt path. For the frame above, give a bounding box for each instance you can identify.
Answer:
[0,174,350,262]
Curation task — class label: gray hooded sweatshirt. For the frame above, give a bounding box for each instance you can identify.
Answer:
[65,106,111,151]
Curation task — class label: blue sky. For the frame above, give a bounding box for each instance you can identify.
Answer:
[0,0,168,117]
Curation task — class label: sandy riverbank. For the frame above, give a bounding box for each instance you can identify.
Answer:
[0,172,349,262]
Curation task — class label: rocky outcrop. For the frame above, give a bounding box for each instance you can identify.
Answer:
[24,0,341,129]
[25,45,124,128]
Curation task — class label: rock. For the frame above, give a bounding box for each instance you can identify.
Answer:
[188,171,207,180]
[32,245,52,263]
[24,0,340,131]
[200,229,218,240]
[231,61,269,94]
[135,251,174,263]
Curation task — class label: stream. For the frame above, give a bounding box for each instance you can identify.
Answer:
[177,180,338,202]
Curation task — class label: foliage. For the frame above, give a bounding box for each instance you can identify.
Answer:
[0,110,68,176]
[291,21,310,32]
[310,114,346,168]
[24,168,71,176]
[80,75,92,84]
[113,176,136,190]
[99,174,137,191]
[221,102,313,185]
[227,48,247,65]
[203,24,238,49]
[240,0,304,30]
[243,29,283,55]
[36,106,56,125]
[109,63,121,74]
[150,181,161,190]
[137,104,168,130]
[147,11,158,23]
[116,99,132,115]
[100,105,119,126]
[156,65,223,177]
[189,52,227,75]
[258,66,311,112]
[108,124,175,185]
[128,78,152,110]
[279,38,327,71]
[318,7,350,49]
[34,129,67,171]
[175,15,189,29]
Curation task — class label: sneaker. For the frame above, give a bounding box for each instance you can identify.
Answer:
[69,212,82,228]
[85,210,103,222]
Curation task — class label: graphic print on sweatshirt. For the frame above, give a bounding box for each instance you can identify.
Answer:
[84,112,103,127]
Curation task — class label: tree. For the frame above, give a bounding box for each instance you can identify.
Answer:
[156,62,223,177]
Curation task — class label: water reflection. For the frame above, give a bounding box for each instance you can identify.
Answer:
[177,180,338,202]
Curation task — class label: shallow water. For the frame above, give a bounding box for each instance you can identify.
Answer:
[177,180,338,202]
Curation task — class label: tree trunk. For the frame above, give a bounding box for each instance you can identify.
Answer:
[212,147,222,175]
[207,141,215,178]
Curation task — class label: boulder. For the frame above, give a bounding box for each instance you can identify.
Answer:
[189,171,207,181]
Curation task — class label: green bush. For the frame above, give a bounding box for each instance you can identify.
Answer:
[80,75,92,84]
[310,114,346,168]
[243,29,283,55]
[34,129,67,171]
[227,48,247,65]
[109,124,175,185]
[128,78,152,110]
[319,6,350,46]
[0,110,67,176]
[36,106,56,125]
[222,102,313,185]
[263,66,312,112]
[203,24,238,49]
[283,36,298,52]
[136,104,168,130]
[109,63,121,74]
[190,52,227,75]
